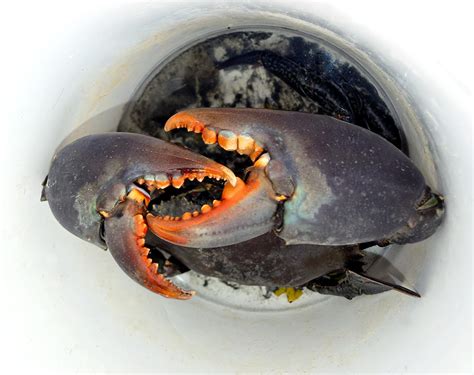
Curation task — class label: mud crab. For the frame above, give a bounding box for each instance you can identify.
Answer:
[42,108,444,300]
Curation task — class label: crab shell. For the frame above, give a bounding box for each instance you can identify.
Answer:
[42,109,444,299]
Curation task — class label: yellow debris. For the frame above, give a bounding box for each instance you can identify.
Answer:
[274,287,287,297]
[273,287,304,303]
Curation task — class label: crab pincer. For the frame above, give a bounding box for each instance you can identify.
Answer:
[42,133,238,299]
[42,108,444,301]
[164,108,444,247]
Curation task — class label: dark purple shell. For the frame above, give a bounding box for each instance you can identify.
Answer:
[42,132,226,247]
[176,108,428,245]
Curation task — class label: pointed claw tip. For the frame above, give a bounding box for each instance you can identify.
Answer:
[174,289,196,300]
[221,165,237,187]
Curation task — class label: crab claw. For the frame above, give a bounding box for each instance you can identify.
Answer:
[104,188,193,299]
[147,168,278,248]
[42,132,238,299]
[165,108,444,246]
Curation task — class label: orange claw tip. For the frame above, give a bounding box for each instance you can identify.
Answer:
[144,270,195,300]
[164,112,206,133]
[154,286,196,300]
[221,165,237,187]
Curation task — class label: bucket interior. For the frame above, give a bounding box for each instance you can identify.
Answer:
[6,2,470,372]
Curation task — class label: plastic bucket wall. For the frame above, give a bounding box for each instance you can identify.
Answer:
[2,1,471,372]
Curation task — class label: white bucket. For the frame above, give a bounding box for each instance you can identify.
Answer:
[2,1,471,371]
